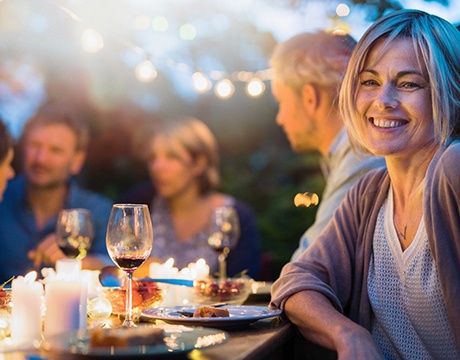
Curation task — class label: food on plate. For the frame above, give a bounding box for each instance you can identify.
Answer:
[193,305,230,318]
[90,326,165,348]
[104,279,163,313]
[194,277,248,302]
[0,277,12,311]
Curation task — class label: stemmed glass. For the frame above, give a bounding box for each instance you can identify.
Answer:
[56,208,94,260]
[106,204,153,327]
[207,207,240,281]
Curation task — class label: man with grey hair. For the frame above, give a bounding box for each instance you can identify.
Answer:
[270,31,385,260]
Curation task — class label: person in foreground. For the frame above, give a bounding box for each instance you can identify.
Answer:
[270,31,385,260]
[118,117,261,278]
[0,119,15,201]
[0,103,113,281]
[270,9,460,359]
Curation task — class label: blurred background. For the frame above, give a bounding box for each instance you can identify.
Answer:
[1,0,458,280]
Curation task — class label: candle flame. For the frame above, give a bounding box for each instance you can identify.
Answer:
[165,258,175,268]
[24,271,37,283]
[196,258,206,268]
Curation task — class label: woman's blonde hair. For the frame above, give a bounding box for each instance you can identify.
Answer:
[151,117,220,194]
[339,9,460,155]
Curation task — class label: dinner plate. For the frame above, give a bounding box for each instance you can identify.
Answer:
[142,305,282,329]
[43,324,228,358]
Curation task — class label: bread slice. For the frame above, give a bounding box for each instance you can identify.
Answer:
[193,306,230,318]
[90,326,165,348]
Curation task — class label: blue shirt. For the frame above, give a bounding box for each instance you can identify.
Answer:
[291,129,386,260]
[0,174,113,282]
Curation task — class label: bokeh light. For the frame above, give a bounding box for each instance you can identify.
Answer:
[81,28,104,53]
[215,79,235,99]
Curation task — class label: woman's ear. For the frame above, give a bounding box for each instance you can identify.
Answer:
[192,155,208,176]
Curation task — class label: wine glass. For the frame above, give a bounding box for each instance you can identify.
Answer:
[106,204,153,327]
[55,208,94,260]
[207,207,240,281]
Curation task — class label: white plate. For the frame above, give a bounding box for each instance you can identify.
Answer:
[43,324,228,357]
[142,305,282,329]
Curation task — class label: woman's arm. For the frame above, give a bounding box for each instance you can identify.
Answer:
[285,290,383,360]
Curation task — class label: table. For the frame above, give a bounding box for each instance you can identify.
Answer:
[1,299,294,360]
[188,317,294,360]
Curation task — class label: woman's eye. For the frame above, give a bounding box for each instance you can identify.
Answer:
[400,82,421,89]
[360,79,378,86]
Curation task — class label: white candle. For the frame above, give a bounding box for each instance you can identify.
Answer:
[11,271,43,345]
[56,258,82,276]
[149,258,178,279]
[44,278,87,338]
[189,258,210,280]
[151,259,180,307]
[176,268,193,305]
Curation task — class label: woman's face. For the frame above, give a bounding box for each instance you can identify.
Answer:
[0,148,14,201]
[147,136,203,199]
[355,37,434,158]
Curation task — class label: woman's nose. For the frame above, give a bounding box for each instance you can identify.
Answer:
[374,84,398,109]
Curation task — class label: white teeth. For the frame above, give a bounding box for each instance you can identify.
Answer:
[371,118,406,128]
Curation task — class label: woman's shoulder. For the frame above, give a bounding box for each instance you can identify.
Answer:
[434,139,460,178]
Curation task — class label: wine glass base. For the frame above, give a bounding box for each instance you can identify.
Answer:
[121,318,137,327]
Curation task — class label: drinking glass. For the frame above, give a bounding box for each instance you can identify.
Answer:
[207,207,240,281]
[56,208,94,260]
[106,204,153,327]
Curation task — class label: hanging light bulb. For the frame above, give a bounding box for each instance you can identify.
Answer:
[215,79,235,99]
[135,59,157,83]
[81,28,104,53]
[192,72,212,93]
[246,77,265,97]
[336,3,350,17]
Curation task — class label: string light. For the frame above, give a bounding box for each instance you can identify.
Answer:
[336,3,350,17]
[135,59,157,82]
[179,23,197,40]
[192,71,212,93]
[215,79,235,99]
[81,28,104,53]
[152,16,169,32]
[51,3,280,99]
[246,77,265,97]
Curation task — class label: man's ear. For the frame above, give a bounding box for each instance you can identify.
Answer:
[300,83,319,112]
[70,150,86,176]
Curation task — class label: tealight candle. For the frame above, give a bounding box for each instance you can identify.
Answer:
[189,258,210,280]
[11,271,44,345]
[149,258,179,279]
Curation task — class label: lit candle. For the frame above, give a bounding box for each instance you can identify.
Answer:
[149,258,178,279]
[151,259,179,307]
[56,258,81,276]
[189,258,210,280]
[11,271,44,345]
[43,277,87,338]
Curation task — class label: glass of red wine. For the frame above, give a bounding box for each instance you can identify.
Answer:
[106,204,153,327]
[207,207,240,281]
[56,208,94,260]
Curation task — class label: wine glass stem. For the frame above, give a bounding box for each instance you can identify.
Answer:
[218,247,230,281]
[124,270,135,327]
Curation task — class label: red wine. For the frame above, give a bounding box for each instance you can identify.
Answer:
[59,246,82,259]
[113,256,146,270]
